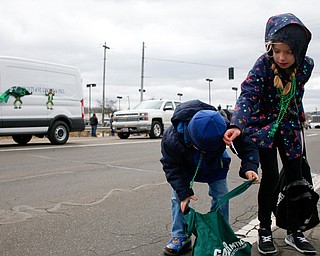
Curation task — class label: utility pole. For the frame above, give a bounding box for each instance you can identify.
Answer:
[102,42,110,127]
[140,42,145,102]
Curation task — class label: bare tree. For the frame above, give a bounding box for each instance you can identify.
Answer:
[95,98,117,117]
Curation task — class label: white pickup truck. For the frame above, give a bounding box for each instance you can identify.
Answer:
[112,99,181,139]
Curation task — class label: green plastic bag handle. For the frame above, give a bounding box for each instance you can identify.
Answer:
[214,179,255,212]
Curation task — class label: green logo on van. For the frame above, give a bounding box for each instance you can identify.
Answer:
[0,86,32,109]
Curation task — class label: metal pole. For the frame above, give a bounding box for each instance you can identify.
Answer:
[117,96,122,111]
[140,42,145,102]
[127,96,130,109]
[206,79,213,105]
[232,87,238,101]
[209,82,211,104]
[87,84,96,117]
[102,43,110,127]
[89,86,92,115]
[87,86,90,117]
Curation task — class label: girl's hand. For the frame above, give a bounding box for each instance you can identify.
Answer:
[223,128,241,146]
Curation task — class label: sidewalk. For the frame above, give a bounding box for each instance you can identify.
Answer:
[250,211,320,255]
[183,177,320,256]
[248,176,320,255]
[185,212,319,256]
[184,195,319,256]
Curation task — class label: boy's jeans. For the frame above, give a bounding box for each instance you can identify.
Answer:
[171,178,229,238]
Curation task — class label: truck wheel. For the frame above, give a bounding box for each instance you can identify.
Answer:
[117,132,130,139]
[12,135,33,145]
[48,121,69,144]
[149,121,162,139]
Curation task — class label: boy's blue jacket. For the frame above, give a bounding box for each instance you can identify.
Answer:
[160,100,259,201]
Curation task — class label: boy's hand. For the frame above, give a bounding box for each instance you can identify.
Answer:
[245,171,259,184]
[181,195,198,213]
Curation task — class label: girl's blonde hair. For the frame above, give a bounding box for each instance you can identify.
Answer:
[271,63,297,95]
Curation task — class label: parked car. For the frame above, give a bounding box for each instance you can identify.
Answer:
[99,118,110,127]
[113,99,181,139]
[308,114,320,129]
[304,120,311,130]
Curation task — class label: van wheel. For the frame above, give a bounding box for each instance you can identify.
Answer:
[48,121,69,144]
[12,135,33,145]
[149,121,162,139]
[117,132,130,139]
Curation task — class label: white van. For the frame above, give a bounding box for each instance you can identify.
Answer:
[0,56,85,145]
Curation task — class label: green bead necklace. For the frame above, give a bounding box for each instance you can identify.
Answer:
[268,77,296,138]
[189,151,204,189]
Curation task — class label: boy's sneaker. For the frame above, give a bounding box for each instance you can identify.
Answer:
[163,237,192,255]
[285,231,316,254]
[257,228,277,254]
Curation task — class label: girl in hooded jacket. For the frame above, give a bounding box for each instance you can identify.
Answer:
[223,13,316,254]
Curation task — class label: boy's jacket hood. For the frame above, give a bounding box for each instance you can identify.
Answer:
[171,100,217,128]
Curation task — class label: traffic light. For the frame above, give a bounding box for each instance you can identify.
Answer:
[228,67,234,80]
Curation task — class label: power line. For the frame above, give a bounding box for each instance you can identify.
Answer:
[146,57,249,70]
[146,57,320,75]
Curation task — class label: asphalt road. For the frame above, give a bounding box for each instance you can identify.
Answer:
[0,130,319,256]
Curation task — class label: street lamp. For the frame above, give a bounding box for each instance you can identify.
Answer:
[117,96,123,110]
[232,87,238,101]
[86,83,96,117]
[206,78,213,105]
[139,88,146,96]
[177,93,183,101]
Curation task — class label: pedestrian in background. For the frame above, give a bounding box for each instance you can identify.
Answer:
[217,104,228,119]
[90,113,98,137]
[223,13,316,255]
[110,114,115,136]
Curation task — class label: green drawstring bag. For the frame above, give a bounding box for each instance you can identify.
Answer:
[184,179,254,256]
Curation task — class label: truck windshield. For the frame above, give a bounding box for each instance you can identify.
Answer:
[133,100,163,109]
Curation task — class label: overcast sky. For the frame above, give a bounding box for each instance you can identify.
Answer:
[1,0,320,113]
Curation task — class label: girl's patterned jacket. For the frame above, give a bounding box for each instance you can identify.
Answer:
[230,13,314,159]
